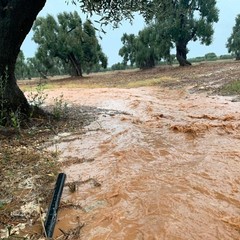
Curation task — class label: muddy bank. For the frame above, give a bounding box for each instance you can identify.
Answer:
[43,87,240,239]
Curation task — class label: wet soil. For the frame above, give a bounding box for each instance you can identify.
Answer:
[1,61,240,239]
[19,60,240,93]
[46,87,240,240]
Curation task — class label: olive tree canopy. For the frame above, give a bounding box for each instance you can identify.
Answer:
[227,14,240,60]
[147,0,219,66]
[32,12,107,77]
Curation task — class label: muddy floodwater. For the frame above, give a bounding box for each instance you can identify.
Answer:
[46,86,240,239]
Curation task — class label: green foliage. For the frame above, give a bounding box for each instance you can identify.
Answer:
[27,85,68,120]
[119,33,136,66]
[118,0,218,67]
[0,74,22,128]
[187,53,234,63]
[27,56,67,78]
[10,109,21,130]
[220,80,240,95]
[15,51,28,80]
[111,62,128,71]
[227,14,240,60]
[188,56,205,63]
[145,0,219,65]
[52,94,68,120]
[28,83,48,108]
[219,54,234,60]
[119,24,172,69]
[205,52,217,61]
[82,20,108,73]
[15,50,67,80]
[32,11,107,77]
[69,1,151,28]
[150,0,219,43]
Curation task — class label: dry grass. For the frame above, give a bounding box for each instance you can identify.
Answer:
[0,106,97,239]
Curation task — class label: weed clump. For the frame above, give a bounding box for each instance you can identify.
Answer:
[220,80,240,95]
[52,94,68,120]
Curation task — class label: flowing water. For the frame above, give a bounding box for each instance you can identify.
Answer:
[47,87,240,239]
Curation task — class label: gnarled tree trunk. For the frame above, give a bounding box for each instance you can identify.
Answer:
[0,0,46,115]
[236,52,240,61]
[68,53,83,77]
[176,42,192,66]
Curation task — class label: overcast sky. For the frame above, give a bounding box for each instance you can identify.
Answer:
[22,0,240,66]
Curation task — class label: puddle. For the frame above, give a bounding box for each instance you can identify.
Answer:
[45,87,240,239]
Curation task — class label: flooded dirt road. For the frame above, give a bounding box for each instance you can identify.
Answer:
[47,86,240,239]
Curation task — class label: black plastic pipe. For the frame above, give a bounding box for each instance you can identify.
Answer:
[44,172,66,238]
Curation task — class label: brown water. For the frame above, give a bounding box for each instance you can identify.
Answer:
[47,87,240,239]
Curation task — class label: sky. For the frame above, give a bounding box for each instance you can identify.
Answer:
[21,0,240,66]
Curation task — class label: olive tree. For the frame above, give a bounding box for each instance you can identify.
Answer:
[82,20,108,74]
[148,0,219,66]
[119,24,172,69]
[33,12,107,77]
[227,14,240,60]
[0,1,47,116]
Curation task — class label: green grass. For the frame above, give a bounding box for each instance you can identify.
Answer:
[125,76,176,88]
[20,75,177,91]
[220,80,240,95]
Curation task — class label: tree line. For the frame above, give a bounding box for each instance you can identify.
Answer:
[18,0,240,78]
[117,1,240,69]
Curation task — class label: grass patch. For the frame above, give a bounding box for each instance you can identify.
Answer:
[125,76,176,88]
[19,68,180,91]
[20,80,108,91]
[21,83,56,92]
[220,80,240,95]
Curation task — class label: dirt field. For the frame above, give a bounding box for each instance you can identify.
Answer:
[19,60,240,94]
[1,61,240,239]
